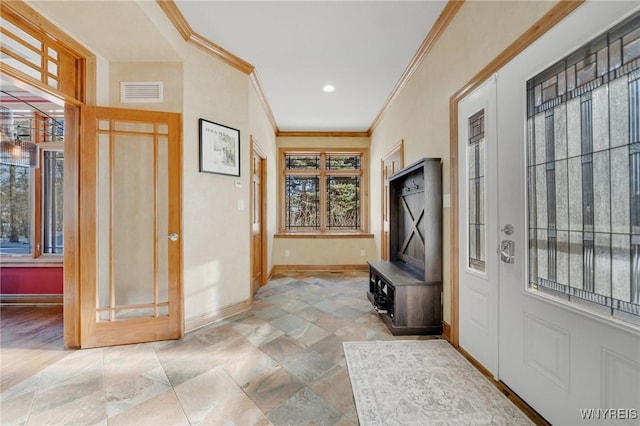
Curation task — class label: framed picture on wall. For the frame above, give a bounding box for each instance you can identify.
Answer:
[199,118,240,176]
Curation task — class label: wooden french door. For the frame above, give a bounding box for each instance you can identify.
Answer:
[251,138,267,296]
[381,142,403,260]
[79,106,182,348]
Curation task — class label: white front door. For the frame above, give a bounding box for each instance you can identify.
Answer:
[494,2,640,425]
[458,77,499,377]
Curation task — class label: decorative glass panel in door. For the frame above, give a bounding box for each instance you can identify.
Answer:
[526,11,640,325]
[81,107,182,348]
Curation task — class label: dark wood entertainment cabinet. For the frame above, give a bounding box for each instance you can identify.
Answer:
[367,158,443,335]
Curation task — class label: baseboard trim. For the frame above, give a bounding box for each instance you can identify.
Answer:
[457,346,550,426]
[442,321,452,342]
[496,381,551,426]
[184,299,252,333]
[271,264,369,274]
[0,294,63,305]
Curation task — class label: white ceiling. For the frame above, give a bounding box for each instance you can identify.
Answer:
[25,1,447,133]
[174,1,447,132]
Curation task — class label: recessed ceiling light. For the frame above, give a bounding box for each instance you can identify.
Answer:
[322,84,335,93]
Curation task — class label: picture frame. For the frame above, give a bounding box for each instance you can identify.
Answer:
[199,118,240,176]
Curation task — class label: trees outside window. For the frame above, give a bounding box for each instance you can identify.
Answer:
[282,151,365,233]
[0,149,63,257]
[0,164,31,254]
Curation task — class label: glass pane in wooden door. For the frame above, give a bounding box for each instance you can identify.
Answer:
[95,120,171,321]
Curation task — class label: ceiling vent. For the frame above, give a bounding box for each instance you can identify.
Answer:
[120,81,163,103]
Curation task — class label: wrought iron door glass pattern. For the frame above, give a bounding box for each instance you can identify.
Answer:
[468,110,486,272]
[527,12,640,324]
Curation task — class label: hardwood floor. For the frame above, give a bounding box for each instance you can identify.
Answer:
[0,305,69,392]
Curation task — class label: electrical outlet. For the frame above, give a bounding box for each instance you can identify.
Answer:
[284,249,290,257]
[360,249,366,257]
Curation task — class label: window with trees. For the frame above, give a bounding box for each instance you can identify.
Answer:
[0,107,64,258]
[281,150,367,233]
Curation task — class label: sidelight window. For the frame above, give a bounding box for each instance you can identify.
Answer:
[468,110,486,272]
[526,12,640,325]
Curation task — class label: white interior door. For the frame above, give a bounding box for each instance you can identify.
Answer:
[458,77,499,377]
[495,2,640,424]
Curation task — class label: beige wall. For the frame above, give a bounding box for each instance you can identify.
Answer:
[370,1,557,323]
[181,45,251,322]
[272,237,376,266]
[109,62,183,113]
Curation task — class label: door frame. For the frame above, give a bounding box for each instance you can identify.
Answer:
[1,1,97,349]
[250,136,267,299]
[380,140,404,261]
[448,1,583,349]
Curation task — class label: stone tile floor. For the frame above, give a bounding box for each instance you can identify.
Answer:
[1,271,439,425]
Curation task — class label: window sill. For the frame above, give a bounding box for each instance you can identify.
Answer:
[275,232,374,239]
[0,257,63,267]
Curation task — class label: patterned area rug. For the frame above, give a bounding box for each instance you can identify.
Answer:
[343,340,534,425]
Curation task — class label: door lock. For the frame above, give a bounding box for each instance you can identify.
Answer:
[497,240,515,264]
[501,224,514,235]
[168,233,179,241]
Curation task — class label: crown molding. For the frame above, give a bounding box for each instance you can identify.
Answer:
[277,131,370,138]
[368,0,464,134]
[156,0,192,40]
[250,71,279,133]
[157,0,254,75]
[158,0,464,135]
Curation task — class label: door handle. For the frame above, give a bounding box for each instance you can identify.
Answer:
[497,240,515,264]
[168,233,179,241]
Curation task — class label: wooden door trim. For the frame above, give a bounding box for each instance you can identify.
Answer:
[448,1,584,348]
[79,106,98,347]
[250,136,267,299]
[380,140,404,260]
[1,0,97,349]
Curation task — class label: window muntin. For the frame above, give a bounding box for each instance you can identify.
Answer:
[0,109,64,259]
[468,110,486,272]
[526,12,640,325]
[282,151,364,233]
[42,150,63,254]
[0,14,62,93]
